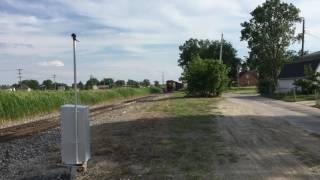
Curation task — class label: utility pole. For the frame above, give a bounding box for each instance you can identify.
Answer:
[301,18,305,58]
[219,33,224,63]
[53,74,56,90]
[237,64,240,87]
[162,72,165,85]
[17,68,23,87]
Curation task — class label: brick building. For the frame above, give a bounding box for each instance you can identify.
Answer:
[239,71,258,87]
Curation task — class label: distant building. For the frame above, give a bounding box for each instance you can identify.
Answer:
[97,85,110,90]
[277,51,320,93]
[239,71,258,87]
[92,85,99,90]
[18,84,32,91]
[58,86,66,91]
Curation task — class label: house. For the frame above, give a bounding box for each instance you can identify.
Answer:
[239,71,258,87]
[277,51,320,93]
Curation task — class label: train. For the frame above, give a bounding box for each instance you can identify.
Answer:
[165,80,184,92]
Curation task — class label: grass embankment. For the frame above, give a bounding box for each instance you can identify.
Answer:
[226,86,257,94]
[87,92,237,179]
[267,93,315,102]
[0,87,161,123]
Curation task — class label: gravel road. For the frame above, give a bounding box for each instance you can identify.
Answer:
[216,93,320,179]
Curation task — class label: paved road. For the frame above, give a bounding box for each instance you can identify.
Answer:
[224,93,320,134]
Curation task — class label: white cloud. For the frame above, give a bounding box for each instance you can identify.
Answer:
[38,60,65,67]
[0,0,319,85]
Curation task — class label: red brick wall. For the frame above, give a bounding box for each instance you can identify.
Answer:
[239,71,258,86]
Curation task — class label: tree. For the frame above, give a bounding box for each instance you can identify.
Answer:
[115,80,125,87]
[141,79,150,87]
[21,79,40,90]
[78,81,84,90]
[100,78,114,87]
[154,81,160,87]
[178,38,240,82]
[294,65,320,94]
[127,79,139,87]
[85,76,99,89]
[42,79,54,90]
[183,56,229,97]
[241,0,301,94]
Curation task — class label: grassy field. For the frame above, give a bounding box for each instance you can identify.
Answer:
[0,87,161,123]
[225,86,257,94]
[85,92,237,179]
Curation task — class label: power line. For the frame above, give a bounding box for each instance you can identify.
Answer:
[306,31,320,40]
[0,69,16,72]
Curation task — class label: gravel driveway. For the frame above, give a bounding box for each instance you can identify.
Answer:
[224,93,320,133]
[216,93,320,179]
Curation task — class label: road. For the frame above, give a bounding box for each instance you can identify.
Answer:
[224,93,320,133]
[216,93,320,179]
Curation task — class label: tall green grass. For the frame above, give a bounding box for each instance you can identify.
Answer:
[0,87,161,123]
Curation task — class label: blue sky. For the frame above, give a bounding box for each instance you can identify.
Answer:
[0,0,319,85]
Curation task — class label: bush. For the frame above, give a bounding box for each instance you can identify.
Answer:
[149,87,162,94]
[258,79,275,95]
[184,57,229,97]
[293,79,315,94]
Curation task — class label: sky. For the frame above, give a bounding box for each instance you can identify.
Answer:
[0,0,320,85]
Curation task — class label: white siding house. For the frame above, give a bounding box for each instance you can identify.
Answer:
[277,51,320,93]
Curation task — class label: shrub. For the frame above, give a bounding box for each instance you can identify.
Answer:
[293,65,320,94]
[258,79,275,95]
[149,87,162,94]
[184,57,229,97]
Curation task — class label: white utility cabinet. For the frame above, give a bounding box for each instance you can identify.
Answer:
[61,105,90,165]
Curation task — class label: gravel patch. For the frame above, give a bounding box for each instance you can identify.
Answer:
[0,95,164,180]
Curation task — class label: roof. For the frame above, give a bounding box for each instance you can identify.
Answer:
[278,51,320,79]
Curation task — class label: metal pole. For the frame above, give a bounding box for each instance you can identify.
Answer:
[53,74,56,90]
[17,68,23,87]
[301,18,305,59]
[237,64,240,87]
[71,33,78,164]
[219,33,223,63]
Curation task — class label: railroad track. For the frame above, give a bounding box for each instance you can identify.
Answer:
[0,95,158,143]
